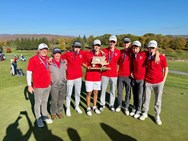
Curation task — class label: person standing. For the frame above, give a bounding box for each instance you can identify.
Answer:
[139,40,168,125]
[61,41,85,117]
[50,47,67,120]
[82,39,103,116]
[27,43,53,128]
[130,41,148,118]
[116,37,132,116]
[100,35,121,112]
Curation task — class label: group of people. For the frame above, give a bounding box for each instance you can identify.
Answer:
[26,36,168,128]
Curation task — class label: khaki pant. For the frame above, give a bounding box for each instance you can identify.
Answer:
[34,86,51,119]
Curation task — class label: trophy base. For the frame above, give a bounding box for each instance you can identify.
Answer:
[89,67,111,71]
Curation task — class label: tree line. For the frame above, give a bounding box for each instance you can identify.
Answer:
[0,33,188,51]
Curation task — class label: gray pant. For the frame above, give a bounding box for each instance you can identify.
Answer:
[142,81,165,116]
[34,86,51,119]
[66,78,82,109]
[50,85,66,115]
[100,76,117,107]
[132,80,144,113]
[117,76,131,109]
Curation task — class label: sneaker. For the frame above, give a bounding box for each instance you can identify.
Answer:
[36,117,44,128]
[125,109,130,116]
[57,113,64,119]
[99,105,105,112]
[66,108,71,117]
[134,112,141,119]
[155,116,162,125]
[42,116,53,124]
[130,109,136,116]
[51,114,57,120]
[115,106,121,112]
[110,106,115,112]
[87,108,92,116]
[93,108,101,114]
[75,107,83,114]
[139,113,148,121]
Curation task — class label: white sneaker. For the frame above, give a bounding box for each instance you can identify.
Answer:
[155,116,162,125]
[66,108,71,117]
[42,116,53,124]
[87,108,92,116]
[139,113,148,121]
[125,109,130,116]
[99,105,105,112]
[134,113,141,119]
[115,107,121,112]
[130,110,136,116]
[75,107,82,114]
[93,108,101,114]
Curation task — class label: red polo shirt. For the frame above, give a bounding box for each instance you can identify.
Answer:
[27,54,50,88]
[102,47,120,77]
[84,51,102,81]
[132,51,148,80]
[61,50,86,80]
[145,55,168,84]
[118,48,132,77]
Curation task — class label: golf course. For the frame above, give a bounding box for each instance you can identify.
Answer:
[0,50,188,141]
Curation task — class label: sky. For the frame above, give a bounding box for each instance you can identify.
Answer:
[0,0,188,37]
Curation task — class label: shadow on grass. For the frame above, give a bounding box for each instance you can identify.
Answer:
[67,128,81,141]
[148,114,156,123]
[3,111,63,141]
[100,123,137,141]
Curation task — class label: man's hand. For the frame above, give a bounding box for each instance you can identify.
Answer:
[28,86,34,94]
[48,57,53,64]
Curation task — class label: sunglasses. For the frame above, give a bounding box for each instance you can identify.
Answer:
[110,41,116,43]
[94,44,101,47]
[74,46,81,48]
[149,47,155,49]
[124,41,130,44]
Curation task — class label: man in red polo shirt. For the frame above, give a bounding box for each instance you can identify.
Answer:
[61,41,85,117]
[27,43,53,128]
[116,37,132,115]
[139,40,168,125]
[100,35,121,112]
[82,39,103,116]
[130,41,148,118]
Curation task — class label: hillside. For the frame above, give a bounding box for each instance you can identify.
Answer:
[0,34,76,41]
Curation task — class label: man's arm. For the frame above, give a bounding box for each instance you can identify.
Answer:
[27,70,34,94]
[163,67,168,82]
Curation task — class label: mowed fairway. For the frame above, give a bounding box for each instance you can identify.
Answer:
[0,50,188,141]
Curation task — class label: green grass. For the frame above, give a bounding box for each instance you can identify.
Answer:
[168,60,188,73]
[0,50,188,141]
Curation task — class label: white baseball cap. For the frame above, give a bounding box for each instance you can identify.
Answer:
[148,40,158,48]
[38,43,49,50]
[93,39,101,46]
[109,35,117,42]
[132,41,141,47]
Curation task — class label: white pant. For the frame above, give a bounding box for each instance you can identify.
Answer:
[100,76,117,107]
[142,81,165,116]
[66,78,82,108]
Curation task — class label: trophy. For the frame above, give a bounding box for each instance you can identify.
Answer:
[89,56,111,71]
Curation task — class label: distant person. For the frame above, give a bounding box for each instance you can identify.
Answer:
[116,37,132,116]
[12,55,18,75]
[27,43,53,127]
[139,40,168,125]
[50,47,67,120]
[82,39,103,116]
[100,35,121,112]
[61,41,85,117]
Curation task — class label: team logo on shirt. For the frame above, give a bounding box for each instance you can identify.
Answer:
[140,56,143,60]
[79,55,82,58]
[115,53,117,56]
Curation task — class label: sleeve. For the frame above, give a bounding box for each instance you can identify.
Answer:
[61,53,66,60]
[27,58,34,71]
[26,71,32,86]
[161,56,168,68]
